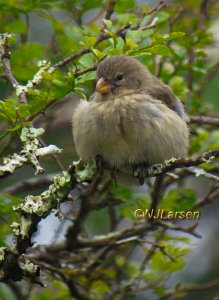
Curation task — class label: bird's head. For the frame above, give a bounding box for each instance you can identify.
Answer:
[95,55,150,99]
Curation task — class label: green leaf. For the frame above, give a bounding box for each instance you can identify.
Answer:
[160,188,197,211]
[147,45,172,56]
[92,49,106,59]
[168,76,189,96]
[167,32,185,40]
[4,19,27,34]
[51,85,72,99]
[91,280,110,295]
[149,244,189,273]
[74,88,87,99]
[78,53,94,68]
[84,36,96,48]
[152,32,165,44]
[114,186,133,200]
[16,104,32,118]
[0,99,17,124]
[115,0,136,13]
[190,129,209,153]
[0,124,22,139]
[156,11,170,23]
[115,13,137,25]
[64,25,85,51]
[126,30,143,43]
[153,32,185,44]
[103,19,113,31]
[0,283,17,300]
[11,43,44,81]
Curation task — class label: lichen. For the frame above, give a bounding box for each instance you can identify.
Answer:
[11,217,32,239]
[74,160,96,182]
[19,255,38,275]
[35,145,62,157]
[13,61,50,96]
[14,171,72,217]
[0,247,6,262]
[10,222,21,236]
[0,127,62,177]
[203,155,215,163]
[20,127,45,143]
[148,163,164,175]
[164,157,178,166]
[148,157,178,175]
[0,33,15,47]
[0,154,27,176]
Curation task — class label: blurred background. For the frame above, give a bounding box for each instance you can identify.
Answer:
[0,0,219,299]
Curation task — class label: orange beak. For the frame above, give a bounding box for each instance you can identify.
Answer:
[96,77,112,94]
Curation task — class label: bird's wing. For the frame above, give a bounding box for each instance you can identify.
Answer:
[148,80,189,122]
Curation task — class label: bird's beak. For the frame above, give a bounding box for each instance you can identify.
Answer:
[96,77,112,94]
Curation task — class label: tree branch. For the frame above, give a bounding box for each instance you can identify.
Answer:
[0,165,76,283]
[0,128,62,178]
[145,149,219,178]
[2,173,55,195]
[155,277,219,300]
[0,35,28,104]
[190,115,219,126]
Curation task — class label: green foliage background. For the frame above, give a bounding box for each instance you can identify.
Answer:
[0,0,219,299]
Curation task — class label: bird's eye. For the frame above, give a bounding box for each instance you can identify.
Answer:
[115,74,123,82]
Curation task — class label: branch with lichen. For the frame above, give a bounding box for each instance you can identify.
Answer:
[145,149,219,177]
[0,127,62,178]
[1,147,219,284]
[1,2,219,295]
[0,33,27,104]
[0,165,76,283]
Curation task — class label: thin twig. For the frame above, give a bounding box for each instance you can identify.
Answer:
[190,115,219,126]
[38,137,65,171]
[145,149,219,178]
[150,175,165,211]
[155,277,219,300]
[2,173,55,195]
[0,37,28,104]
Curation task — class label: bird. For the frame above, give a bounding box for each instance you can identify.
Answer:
[72,55,189,184]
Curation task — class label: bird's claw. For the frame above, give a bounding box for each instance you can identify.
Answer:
[133,162,149,185]
[95,154,104,175]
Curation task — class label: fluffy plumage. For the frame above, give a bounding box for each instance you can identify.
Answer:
[72,55,189,171]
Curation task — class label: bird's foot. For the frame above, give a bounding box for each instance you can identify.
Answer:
[110,168,118,186]
[133,162,149,185]
[95,154,104,175]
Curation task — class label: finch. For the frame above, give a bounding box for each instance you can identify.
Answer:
[72,55,189,182]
